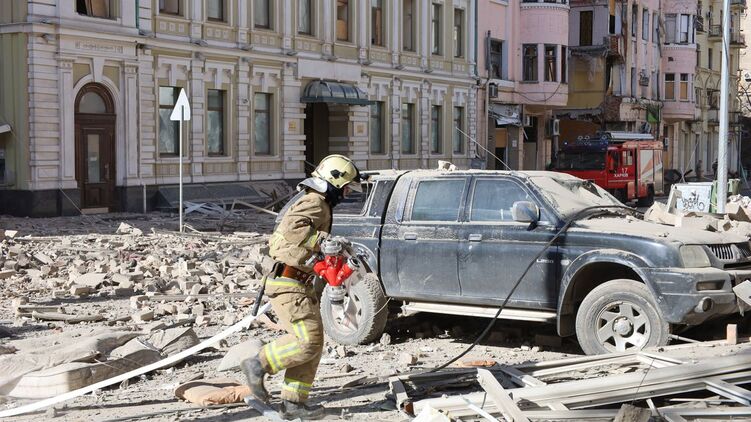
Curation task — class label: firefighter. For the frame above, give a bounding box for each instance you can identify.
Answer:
[241,154,362,420]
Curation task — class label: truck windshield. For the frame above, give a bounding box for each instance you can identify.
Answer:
[529,175,623,219]
[555,151,605,170]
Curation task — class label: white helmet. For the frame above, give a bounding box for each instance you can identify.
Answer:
[307,154,362,192]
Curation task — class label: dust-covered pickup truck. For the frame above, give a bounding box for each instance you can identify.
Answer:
[278,169,751,354]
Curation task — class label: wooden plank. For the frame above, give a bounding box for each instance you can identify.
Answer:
[476,369,530,422]
[234,199,279,216]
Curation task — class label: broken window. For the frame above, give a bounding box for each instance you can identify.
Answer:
[159,0,181,15]
[470,179,532,222]
[579,11,593,46]
[298,0,312,35]
[489,39,504,79]
[254,0,271,29]
[665,73,675,100]
[680,73,689,100]
[403,0,415,51]
[454,8,464,58]
[411,179,465,222]
[453,106,464,154]
[431,105,442,154]
[337,0,350,41]
[370,102,384,154]
[207,0,224,22]
[76,0,115,19]
[642,9,649,41]
[207,90,225,155]
[432,3,442,55]
[254,93,272,155]
[544,45,557,82]
[158,87,180,156]
[401,103,415,154]
[523,44,538,82]
[665,14,676,43]
[371,0,384,46]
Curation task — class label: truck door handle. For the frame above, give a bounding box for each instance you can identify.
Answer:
[404,233,417,240]
[468,233,483,242]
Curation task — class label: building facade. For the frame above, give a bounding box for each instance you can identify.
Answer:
[477,0,570,171]
[0,0,478,216]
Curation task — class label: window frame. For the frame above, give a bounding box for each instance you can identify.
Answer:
[159,0,181,16]
[453,106,465,154]
[370,101,385,154]
[467,177,546,224]
[679,73,689,101]
[403,0,415,52]
[336,0,351,42]
[454,8,464,58]
[642,9,649,41]
[371,0,385,46]
[432,3,442,55]
[207,89,226,156]
[297,0,313,35]
[665,73,676,100]
[253,92,273,156]
[431,105,443,154]
[407,178,469,223]
[544,44,557,82]
[561,45,567,83]
[522,44,538,82]
[206,0,225,22]
[76,0,116,20]
[158,86,181,157]
[579,10,593,46]
[489,38,504,80]
[401,103,415,154]
[253,0,272,30]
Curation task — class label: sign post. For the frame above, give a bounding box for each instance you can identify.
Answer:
[169,89,191,233]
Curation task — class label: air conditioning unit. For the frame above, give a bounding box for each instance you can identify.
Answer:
[523,115,534,127]
[551,119,560,136]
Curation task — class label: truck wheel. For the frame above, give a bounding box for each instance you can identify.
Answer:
[575,279,670,355]
[637,186,655,207]
[320,273,389,345]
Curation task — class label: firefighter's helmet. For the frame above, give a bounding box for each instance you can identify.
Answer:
[312,154,362,192]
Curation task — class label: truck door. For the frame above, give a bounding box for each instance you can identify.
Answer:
[380,177,468,298]
[458,177,558,309]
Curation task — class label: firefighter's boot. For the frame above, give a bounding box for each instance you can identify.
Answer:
[240,356,268,401]
[279,400,326,420]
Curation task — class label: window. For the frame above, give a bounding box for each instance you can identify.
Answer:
[665,73,675,100]
[432,3,442,55]
[431,105,442,154]
[470,179,533,222]
[523,44,538,82]
[653,13,659,43]
[158,87,181,156]
[631,5,638,37]
[370,102,384,154]
[254,0,271,29]
[708,47,713,70]
[207,0,224,21]
[489,39,504,79]
[579,11,593,46]
[371,0,384,46]
[403,0,415,51]
[401,103,414,154]
[544,45,557,82]
[337,0,350,41]
[207,90,225,155]
[665,14,676,43]
[679,14,691,43]
[298,0,312,35]
[454,9,464,58]
[631,67,637,96]
[411,180,466,221]
[159,0,180,15]
[561,45,567,83]
[76,0,114,19]
[254,93,272,155]
[642,10,649,41]
[453,106,464,154]
[680,73,689,100]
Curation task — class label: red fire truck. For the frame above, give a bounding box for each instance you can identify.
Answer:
[553,132,664,205]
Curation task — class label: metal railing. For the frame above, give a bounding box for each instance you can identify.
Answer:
[731,32,746,45]
[696,16,705,32]
[731,0,747,7]
[709,25,722,38]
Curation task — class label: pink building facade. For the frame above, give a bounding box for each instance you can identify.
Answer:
[477,0,569,170]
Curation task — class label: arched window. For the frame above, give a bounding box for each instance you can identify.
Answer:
[76,84,114,114]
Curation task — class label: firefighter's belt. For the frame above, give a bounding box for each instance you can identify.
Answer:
[278,264,313,283]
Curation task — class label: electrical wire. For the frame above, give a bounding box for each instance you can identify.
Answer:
[428,203,643,373]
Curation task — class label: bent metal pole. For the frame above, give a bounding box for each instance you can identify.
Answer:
[717,0,732,213]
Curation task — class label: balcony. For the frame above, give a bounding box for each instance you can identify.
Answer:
[731,32,746,46]
[709,25,722,39]
[696,16,705,33]
[605,34,623,58]
[731,0,747,8]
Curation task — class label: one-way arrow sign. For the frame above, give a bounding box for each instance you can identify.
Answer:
[170,89,191,121]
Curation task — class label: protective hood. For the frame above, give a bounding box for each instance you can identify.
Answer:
[297,177,329,194]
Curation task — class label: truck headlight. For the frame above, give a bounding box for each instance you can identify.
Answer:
[680,245,711,268]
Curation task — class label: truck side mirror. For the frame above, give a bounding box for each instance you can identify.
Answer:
[512,201,540,224]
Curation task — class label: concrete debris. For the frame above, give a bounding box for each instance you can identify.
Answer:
[132,309,155,323]
[398,352,418,366]
[115,222,143,236]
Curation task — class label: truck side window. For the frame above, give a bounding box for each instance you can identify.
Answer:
[622,150,633,166]
[411,179,465,221]
[470,179,532,222]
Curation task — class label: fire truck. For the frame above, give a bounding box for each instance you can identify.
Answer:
[553,132,664,205]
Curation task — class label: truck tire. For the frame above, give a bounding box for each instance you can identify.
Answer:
[637,186,655,207]
[320,273,389,345]
[575,279,670,355]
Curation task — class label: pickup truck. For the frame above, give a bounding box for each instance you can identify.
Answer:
[278,169,751,355]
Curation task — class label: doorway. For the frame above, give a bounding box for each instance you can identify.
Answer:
[303,103,330,174]
[75,83,116,210]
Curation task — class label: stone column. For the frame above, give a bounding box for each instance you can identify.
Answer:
[419,80,430,167]
[389,78,402,168]
[467,86,478,159]
[138,48,156,181]
[420,1,429,68]
[348,106,370,169]
[390,0,399,65]
[189,57,205,182]
[358,0,368,61]
[58,59,77,189]
[238,0,249,44]
[237,61,251,180]
[282,0,293,50]
[190,0,203,39]
[322,0,333,56]
[124,65,139,182]
[468,0,476,75]
[281,65,306,178]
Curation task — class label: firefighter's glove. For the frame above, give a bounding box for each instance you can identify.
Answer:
[326,285,346,305]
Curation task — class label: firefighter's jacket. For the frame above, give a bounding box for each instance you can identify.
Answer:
[269,190,332,272]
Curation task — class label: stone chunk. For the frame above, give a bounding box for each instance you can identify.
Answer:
[133,309,155,323]
[75,273,107,288]
[398,352,418,366]
[70,285,94,297]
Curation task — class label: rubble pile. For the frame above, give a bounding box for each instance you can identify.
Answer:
[644,200,751,237]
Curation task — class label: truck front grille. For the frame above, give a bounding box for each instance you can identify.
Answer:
[709,243,751,261]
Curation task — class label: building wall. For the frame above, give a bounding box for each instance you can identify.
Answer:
[0,0,478,216]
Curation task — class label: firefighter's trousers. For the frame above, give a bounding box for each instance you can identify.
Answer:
[258,275,324,403]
